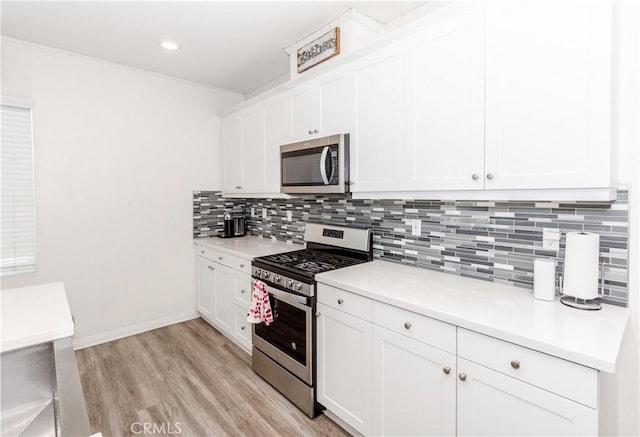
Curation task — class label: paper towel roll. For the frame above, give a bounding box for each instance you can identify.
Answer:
[534,259,556,301]
[563,232,600,300]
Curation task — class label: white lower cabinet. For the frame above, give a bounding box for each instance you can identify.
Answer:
[373,326,456,436]
[316,302,373,436]
[456,358,597,436]
[195,245,253,353]
[317,283,600,436]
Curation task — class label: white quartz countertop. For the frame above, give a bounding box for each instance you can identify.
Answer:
[1,282,74,353]
[193,235,301,259]
[316,260,629,373]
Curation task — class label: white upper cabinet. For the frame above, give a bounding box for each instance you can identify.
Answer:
[222,115,243,193]
[288,67,355,141]
[240,106,266,193]
[263,95,289,193]
[351,43,406,192]
[484,0,613,190]
[404,5,485,191]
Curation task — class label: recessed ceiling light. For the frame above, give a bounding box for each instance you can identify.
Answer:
[160,39,180,51]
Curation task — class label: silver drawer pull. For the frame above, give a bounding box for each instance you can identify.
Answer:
[240,289,246,294]
[241,326,246,330]
[240,263,245,268]
[443,366,451,375]
[459,373,467,381]
[511,360,520,369]
[218,256,223,260]
[404,322,412,330]
[337,299,344,305]
[200,250,205,254]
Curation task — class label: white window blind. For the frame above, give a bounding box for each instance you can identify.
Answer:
[1,101,36,275]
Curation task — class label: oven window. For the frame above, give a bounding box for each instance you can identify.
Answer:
[254,296,307,365]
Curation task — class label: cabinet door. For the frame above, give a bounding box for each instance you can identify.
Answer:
[405,5,485,191]
[232,304,252,353]
[213,264,235,331]
[317,303,373,436]
[196,256,215,321]
[317,67,355,136]
[373,326,456,436]
[484,0,612,190]
[352,43,406,192]
[289,82,316,140]
[457,358,597,436]
[263,96,289,192]
[240,106,265,193]
[222,115,243,193]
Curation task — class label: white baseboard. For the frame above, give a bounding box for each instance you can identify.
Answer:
[73,311,200,350]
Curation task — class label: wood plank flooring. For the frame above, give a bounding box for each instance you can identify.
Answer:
[75,318,349,437]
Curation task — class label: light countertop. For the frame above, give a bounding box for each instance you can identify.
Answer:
[1,282,74,353]
[193,234,302,259]
[316,260,629,373]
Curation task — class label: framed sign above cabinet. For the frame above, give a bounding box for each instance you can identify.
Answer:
[297,27,340,73]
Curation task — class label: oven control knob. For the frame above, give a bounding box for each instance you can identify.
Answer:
[255,269,262,278]
[262,272,270,280]
[286,280,293,288]
[295,283,302,291]
[274,275,281,283]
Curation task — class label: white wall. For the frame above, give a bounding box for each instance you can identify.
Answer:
[600,1,640,435]
[0,38,243,348]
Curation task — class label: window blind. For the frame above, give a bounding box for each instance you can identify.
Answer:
[1,102,36,275]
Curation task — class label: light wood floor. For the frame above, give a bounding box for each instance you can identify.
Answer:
[75,318,349,437]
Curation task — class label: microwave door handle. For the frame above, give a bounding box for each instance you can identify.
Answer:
[320,146,330,185]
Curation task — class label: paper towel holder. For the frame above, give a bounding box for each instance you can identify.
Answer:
[559,262,604,311]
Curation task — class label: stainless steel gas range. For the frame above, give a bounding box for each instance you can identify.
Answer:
[251,223,373,418]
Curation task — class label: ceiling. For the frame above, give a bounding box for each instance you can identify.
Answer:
[1,1,426,95]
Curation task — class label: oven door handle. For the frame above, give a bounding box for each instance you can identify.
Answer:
[260,282,309,310]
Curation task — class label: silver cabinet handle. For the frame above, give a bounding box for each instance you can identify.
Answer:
[308,129,313,135]
[472,173,479,180]
[511,360,520,369]
[240,289,246,294]
[337,299,344,305]
[404,322,412,330]
[486,173,494,180]
[443,366,451,375]
[240,263,245,268]
[218,256,223,260]
[313,128,318,133]
[459,373,467,381]
[200,250,205,254]
[241,326,246,330]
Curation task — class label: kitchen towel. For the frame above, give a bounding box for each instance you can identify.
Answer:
[247,280,274,325]
[562,232,600,300]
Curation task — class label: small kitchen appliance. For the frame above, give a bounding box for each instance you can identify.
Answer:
[280,133,350,194]
[250,223,372,417]
[220,212,246,238]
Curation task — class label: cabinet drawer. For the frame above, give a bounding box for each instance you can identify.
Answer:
[373,302,456,354]
[233,304,252,352]
[458,328,598,408]
[317,284,372,322]
[195,245,251,274]
[234,277,252,307]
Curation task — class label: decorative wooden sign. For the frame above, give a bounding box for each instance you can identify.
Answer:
[297,27,340,73]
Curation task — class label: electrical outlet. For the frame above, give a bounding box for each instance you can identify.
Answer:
[262,208,268,220]
[251,207,256,217]
[286,211,292,222]
[543,229,560,251]
[411,219,422,237]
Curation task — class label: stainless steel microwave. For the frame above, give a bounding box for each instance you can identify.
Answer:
[280,134,350,194]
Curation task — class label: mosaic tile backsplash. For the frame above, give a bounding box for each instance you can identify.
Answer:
[193,190,630,307]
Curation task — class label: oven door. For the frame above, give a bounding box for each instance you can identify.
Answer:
[280,134,349,194]
[252,281,312,385]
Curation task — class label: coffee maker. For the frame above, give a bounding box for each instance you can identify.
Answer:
[220,212,246,238]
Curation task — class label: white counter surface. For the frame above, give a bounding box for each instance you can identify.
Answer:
[316,260,629,373]
[194,234,301,259]
[1,282,74,353]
